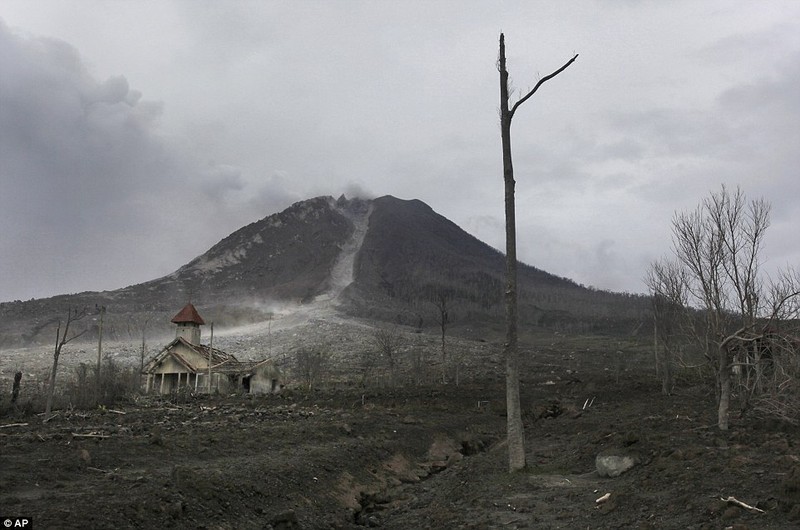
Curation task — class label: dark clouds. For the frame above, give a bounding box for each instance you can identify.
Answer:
[0,21,292,300]
[1,2,800,300]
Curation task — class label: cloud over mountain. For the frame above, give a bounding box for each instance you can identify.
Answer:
[0,20,295,300]
[1,3,799,301]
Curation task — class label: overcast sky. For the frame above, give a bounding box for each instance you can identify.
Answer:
[1,1,799,302]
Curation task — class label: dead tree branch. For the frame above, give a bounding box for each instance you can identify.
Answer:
[509,53,579,120]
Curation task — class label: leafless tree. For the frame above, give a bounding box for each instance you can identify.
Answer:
[295,346,328,391]
[644,258,689,395]
[372,326,405,386]
[410,345,426,386]
[95,305,105,405]
[498,33,578,471]
[432,291,451,384]
[44,306,89,417]
[747,268,800,422]
[652,185,800,429]
[359,347,379,387]
[116,311,153,377]
[11,371,22,405]
[675,186,769,429]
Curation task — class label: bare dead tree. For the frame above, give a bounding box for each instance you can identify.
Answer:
[11,371,22,404]
[295,347,328,391]
[767,268,800,323]
[45,306,89,417]
[653,186,795,430]
[359,347,380,387]
[372,326,404,386]
[139,315,151,374]
[95,305,105,406]
[747,268,800,421]
[644,258,689,395]
[432,291,451,384]
[498,33,578,471]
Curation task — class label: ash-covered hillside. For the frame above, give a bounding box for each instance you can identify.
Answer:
[0,194,649,346]
[345,196,649,333]
[132,195,369,304]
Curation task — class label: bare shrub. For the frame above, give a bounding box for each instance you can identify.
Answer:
[1,371,52,418]
[295,347,328,391]
[647,186,800,429]
[409,346,426,386]
[359,348,379,387]
[67,363,93,409]
[97,359,140,405]
[746,333,800,425]
[66,360,141,409]
[372,326,405,386]
[45,307,90,416]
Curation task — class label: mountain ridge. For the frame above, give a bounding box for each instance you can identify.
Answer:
[0,194,650,346]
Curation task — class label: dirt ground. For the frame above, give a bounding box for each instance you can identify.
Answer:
[2,341,800,529]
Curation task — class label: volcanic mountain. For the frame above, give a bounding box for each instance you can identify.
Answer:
[0,195,649,345]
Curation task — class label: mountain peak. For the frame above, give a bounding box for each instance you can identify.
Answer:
[0,193,650,345]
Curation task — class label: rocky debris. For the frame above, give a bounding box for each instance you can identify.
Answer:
[2,348,799,529]
[596,454,637,478]
[78,448,92,466]
[533,399,563,419]
[269,509,301,529]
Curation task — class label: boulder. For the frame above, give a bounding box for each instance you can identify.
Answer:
[596,454,636,477]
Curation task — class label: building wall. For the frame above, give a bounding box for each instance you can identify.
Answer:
[176,343,211,370]
[152,355,185,375]
[176,323,201,345]
[149,372,203,393]
[145,341,277,395]
[150,344,211,374]
[147,342,214,394]
[197,373,232,393]
[249,363,282,394]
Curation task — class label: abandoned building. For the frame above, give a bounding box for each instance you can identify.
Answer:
[142,303,281,395]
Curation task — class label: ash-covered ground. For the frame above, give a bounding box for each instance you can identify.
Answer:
[2,331,799,529]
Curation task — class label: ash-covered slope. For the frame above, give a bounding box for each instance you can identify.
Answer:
[0,196,371,344]
[0,194,649,346]
[129,195,370,304]
[351,196,567,303]
[346,196,648,332]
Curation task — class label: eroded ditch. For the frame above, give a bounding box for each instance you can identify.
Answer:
[350,431,498,526]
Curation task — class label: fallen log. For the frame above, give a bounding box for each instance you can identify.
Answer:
[42,412,60,423]
[71,432,110,439]
[86,467,113,474]
[720,496,765,514]
[595,492,611,504]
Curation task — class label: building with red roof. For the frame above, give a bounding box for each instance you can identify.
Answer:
[142,304,281,395]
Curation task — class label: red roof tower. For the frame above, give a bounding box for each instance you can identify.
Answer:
[171,303,205,344]
[171,303,205,325]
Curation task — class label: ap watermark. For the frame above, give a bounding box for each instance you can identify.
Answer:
[2,518,31,528]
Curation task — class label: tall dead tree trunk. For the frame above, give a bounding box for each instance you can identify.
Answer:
[645,260,687,396]
[11,371,22,404]
[95,305,105,405]
[718,345,732,429]
[44,307,88,417]
[139,316,150,374]
[498,33,577,472]
[433,292,451,384]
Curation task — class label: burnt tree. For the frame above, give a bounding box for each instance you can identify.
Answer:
[432,291,451,384]
[44,307,88,417]
[498,33,577,471]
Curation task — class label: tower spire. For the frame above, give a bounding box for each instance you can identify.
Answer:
[171,303,204,344]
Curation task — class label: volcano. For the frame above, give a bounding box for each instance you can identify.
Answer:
[0,195,649,345]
